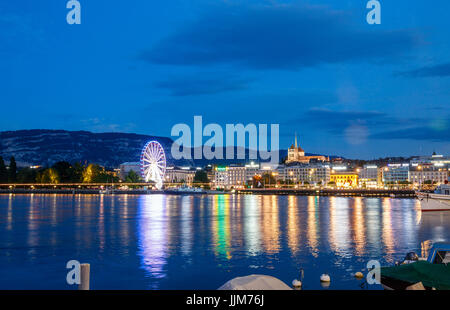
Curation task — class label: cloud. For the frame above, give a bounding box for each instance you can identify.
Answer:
[370,125,450,142]
[289,108,448,144]
[294,108,396,134]
[397,62,450,77]
[155,73,252,96]
[371,117,450,141]
[139,4,419,70]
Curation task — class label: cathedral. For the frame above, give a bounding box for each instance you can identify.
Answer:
[286,133,328,164]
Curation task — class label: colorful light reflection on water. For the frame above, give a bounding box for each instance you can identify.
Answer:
[0,194,449,289]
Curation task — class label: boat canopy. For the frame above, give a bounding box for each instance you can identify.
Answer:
[381,261,450,290]
[427,243,450,264]
[218,275,292,290]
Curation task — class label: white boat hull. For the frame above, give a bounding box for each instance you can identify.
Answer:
[417,193,450,211]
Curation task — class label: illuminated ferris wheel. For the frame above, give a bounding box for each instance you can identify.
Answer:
[140,141,166,190]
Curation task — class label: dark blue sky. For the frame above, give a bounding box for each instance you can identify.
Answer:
[1,0,449,159]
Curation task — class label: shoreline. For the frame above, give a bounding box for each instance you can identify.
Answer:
[0,188,416,197]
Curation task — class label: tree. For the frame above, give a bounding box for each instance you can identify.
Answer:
[125,170,141,183]
[52,161,75,183]
[8,156,17,183]
[82,164,101,183]
[0,156,7,183]
[252,175,263,188]
[193,170,209,184]
[17,168,39,183]
[82,164,118,183]
[37,168,60,184]
[72,162,85,183]
[261,173,276,187]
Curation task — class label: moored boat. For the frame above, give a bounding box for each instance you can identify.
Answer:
[416,182,450,211]
[164,186,205,194]
[381,243,450,290]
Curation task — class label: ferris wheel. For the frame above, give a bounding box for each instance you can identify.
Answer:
[140,140,166,190]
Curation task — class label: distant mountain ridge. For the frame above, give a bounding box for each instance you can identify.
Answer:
[0,129,336,168]
[0,129,192,168]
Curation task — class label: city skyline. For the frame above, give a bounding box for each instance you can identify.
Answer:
[1,1,450,159]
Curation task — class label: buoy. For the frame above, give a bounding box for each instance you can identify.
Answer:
[320,274,331,282]
[292,279,302,288]
[355,272,364,279]
[292,268,304,288]
[320,281,330,289]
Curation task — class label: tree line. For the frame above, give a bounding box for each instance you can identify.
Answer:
[0,156,119,184]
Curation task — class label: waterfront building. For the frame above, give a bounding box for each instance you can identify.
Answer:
[410,153,450,166]
[330,171,358,188]
[382,164,410,186]
[227,165,247,188]
[409,165,449,187]
[213,166,229,189]
[164,167,196,185]
[119,162,140,180]
[245,162,261,182]
[358,165,383,188]
[286,133,328,164]
[281,163,331,186]
[213,163,262,189]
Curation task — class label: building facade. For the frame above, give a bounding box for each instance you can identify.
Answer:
[119,162,141,180]
[382,164,410,185]
[330,171,358,188]
[409,165,449,187]
[165,167,196,185]
[358,165,383,188]
[280,164,331,185]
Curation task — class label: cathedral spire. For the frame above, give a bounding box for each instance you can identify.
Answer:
[294,132,298,148]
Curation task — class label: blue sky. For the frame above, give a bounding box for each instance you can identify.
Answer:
[1,0,449,159]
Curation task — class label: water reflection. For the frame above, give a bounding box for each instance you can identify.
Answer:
[328,197,351,257]
[244,195,262,256]
[138,195,168,286]
[1,194,450,289]
[307,196,319,256]
[352,197,365,256]
[381,198,394,261]
[287,195,300,254]
[212,195,231,260]
[261,196,280,254]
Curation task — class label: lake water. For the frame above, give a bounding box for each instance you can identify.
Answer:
[0,194,449,290]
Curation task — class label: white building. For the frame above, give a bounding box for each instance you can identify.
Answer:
[279,164,330,186]
[409,166,449,187]
[165,167,196,185]
[213,165,248,189]
[214,166,229,189]
[410,153,450,166]
[358,165,382,188]
[119,162,141,180]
